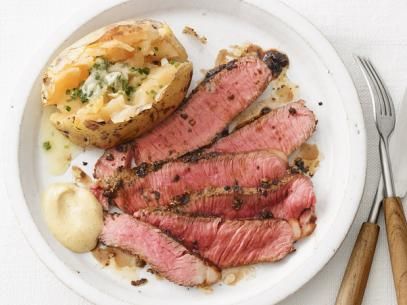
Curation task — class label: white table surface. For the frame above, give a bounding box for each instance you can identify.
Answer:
[1,0,407,304]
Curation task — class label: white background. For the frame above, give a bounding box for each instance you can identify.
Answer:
[1,0,407,304]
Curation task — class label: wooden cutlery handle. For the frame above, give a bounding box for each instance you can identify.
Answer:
[384,196,407,305]
[335,222,379,305]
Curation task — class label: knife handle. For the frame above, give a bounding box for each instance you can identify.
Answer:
[384,196,407,305]
[335,222,379,305]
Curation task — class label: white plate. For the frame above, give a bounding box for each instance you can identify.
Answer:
[5,0,366,304]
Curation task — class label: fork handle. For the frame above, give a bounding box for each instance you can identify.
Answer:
[335,222,379,305]
[384,197,407,305]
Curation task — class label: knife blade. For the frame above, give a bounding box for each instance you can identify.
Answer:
[390,89,407,196]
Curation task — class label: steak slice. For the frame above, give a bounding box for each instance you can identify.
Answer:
[170,173,316,221]
[94,143,134,179]
[207,100,317,155]
[134,210,295,268]
[100,214,220,286]
[95,150,288,213]
[133,51,289,164]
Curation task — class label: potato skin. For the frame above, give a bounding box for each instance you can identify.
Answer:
[51,62,192,148]
[42,19,193,148]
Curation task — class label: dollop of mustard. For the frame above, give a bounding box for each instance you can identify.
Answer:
[42,183,103,253]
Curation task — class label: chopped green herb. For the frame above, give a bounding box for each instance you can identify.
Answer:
[68,86,78,100]
[69,87,88,103]
[142,67,151,75]
[91,57,110,72]
[65,105,71,112]
[69,88,80,99]
[43,141,52,151]
[135,67,150,75]
[106,74,124,94]
[64,144,69,149]
[125,85,134,97]
[169,60,180,67]
[95,72,101,80]
[80,94,88,103]
[118,78,134,97]
[148,89,157,98]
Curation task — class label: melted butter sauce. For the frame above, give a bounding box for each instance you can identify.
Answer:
[298,143,320,176]
[229,70,298,132]
[199,266,255,293]
[291,143,320,176]
[93,245,256,289]
[221,266,255,285]
[199,286,214,294]
[72,165,92,187]
[92,245,145,281]
[40,106,81,175]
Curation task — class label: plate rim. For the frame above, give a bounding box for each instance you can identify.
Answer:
[3,0,366,304]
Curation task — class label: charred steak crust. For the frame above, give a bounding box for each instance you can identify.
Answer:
[202,49,289,82]
[132,53,288,164]
[134,210,295,268]
[262,49,290,78]
[94,143,134,179]
[100,214,221,286]
[94,150,288,214]
[200,59,239,86]
[167,173,316,221]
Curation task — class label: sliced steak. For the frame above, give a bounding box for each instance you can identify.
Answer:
[298,208,317,238]
[90,183,110,210]
[133,51,289,164]
[100,214,220,286]
[95,150,288,213]
[94,143,134,179]
[170,173,316,221]
[134,210,295,268]
[207,100,317,155]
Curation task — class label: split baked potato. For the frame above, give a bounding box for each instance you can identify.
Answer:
[42,19,193,148]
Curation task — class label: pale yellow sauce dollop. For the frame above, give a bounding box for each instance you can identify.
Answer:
[42,183,103,253]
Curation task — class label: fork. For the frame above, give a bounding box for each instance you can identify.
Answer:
[358,56,396,197]
[336,56,407,305]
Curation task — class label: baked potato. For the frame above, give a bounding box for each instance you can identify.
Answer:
[42,19,193,148]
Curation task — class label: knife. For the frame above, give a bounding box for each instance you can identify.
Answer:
[391,89,407,194]
[385,88,407,305]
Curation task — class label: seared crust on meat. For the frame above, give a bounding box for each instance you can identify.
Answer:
[167,173,316,221]
[91,150,288,213]
[262,49,290,78]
